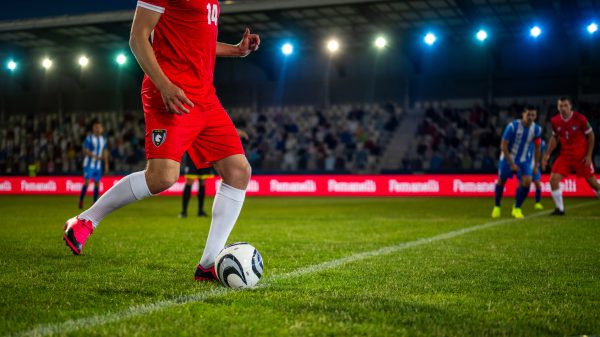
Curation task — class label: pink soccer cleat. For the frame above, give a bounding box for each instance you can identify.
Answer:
[194,264,217,282]
[63,217,94,255]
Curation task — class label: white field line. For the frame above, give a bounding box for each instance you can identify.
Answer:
[10,201,597,337]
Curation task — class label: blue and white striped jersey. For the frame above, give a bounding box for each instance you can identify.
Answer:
[500,120,542,164]
[83,134,107,171]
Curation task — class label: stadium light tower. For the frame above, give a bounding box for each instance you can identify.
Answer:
[327,39,340,53]
[530,26,542,38]
[476,29,488,42]
[281,43,294,56]
[78,55,89,68]
[374,36,387,49]
[116,53,127,65]
[588,22,598,34]
[424,32,437,45]
[41,57,53,70]
[7,60,17,71]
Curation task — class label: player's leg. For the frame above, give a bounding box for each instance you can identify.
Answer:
[180,177,195,218]
[92,181,100,203]
[492,161,511,218]
[576,161,600,198]
[197,154,251,274]
[190,101,247,280]
[534,180,544,210]
[92,170,102,203]
[79,178,90,209]
[584,176,600,198]
[513,175,531,219]
[549,157,569,215]
[197,178,208,217]
[64,159,179,255]
[549,172,565,215]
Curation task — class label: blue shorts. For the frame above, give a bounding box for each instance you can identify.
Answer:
[498,160,533,182]
[83,168,102,182]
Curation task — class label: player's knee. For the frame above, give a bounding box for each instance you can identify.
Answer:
[146,169,179,194]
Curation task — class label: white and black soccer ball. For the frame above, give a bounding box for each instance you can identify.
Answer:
[215,242,263,289]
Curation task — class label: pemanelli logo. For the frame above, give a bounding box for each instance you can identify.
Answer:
[453,179,496,193]
[0,180,12,192]
[328,179,376,193]
[389,179,440,193]
[20,180,57,192]
[269,179,316,193]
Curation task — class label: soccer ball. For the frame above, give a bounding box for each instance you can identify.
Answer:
[215,242,263,289]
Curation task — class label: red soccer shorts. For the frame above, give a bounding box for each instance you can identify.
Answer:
[552,155,595,178]
[142,91,244,169]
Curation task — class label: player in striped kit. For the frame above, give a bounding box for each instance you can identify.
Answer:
[492,106,542,219]
[79,120,109,209]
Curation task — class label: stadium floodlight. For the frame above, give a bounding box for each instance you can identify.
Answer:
[7,60,17,71]
[327,39,340,53]
[476,29,488,42]
[424,32,437,45]
[116,54,127,65]
[78,55,89,68]
[530,26,542,38]
[281,43,293,56]
[374,36,387,49]
[588,22,598,34]
[42,57,53,70]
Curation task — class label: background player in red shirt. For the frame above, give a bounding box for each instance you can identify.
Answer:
[542,97,600,215]
[63,0,260,281]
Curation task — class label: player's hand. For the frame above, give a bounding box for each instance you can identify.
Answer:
[510,163,519,172]
[533,168,539,176]
[237,129,249,141]
[237,28,260,57]
[582,155,593,167]
[541,155,549,171]
[159,82,194,115]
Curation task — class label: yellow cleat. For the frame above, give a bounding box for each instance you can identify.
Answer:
[534,203,544,210]
[512,208,525,219]
[491,206,501,219]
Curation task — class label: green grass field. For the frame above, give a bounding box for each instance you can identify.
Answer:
[0,195,599,337]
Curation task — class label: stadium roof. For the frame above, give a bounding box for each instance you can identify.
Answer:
[0,0,598,53]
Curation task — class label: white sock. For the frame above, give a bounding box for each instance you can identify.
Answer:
[79,171,153,227]
[551,189,564,211]
[199,182,246,268]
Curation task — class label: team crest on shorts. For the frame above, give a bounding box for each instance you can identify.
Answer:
[152,129,167,147]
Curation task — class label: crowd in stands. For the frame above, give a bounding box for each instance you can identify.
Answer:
[230,103,401,172]
[0,102,402,175]
[402,100,600,173]
[0,112,146,176]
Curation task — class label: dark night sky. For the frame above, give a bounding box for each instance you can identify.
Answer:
[2,1,137,21]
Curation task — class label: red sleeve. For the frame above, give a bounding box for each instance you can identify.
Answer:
[579,114,593,135]
[550,117,558,135]
[137,0,167,13]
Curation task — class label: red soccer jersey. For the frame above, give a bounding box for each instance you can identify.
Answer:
[551,111,593,159]
[137,0,220,102]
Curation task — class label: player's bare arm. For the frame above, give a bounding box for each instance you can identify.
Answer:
[583,131,595,166]
[542,135,558,170]
[500,139,518,171]
[217,28,260,57]
[103,149,110,174]
[129,7,194,115]
[533,142,541,175]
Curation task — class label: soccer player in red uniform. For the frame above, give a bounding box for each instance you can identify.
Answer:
[63,0,260,281]
[542,97,600,215]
